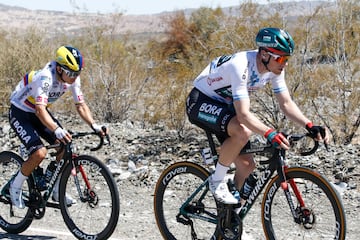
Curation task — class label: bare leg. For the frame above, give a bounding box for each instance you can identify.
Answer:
[10,147,47,209]
[217,117,252,168]
[21,147,47,176]
[234,154,256,190]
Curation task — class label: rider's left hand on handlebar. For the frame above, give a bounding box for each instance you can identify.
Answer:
[306,122,329,144]
[264,129,290,150]
[91,123,108,136]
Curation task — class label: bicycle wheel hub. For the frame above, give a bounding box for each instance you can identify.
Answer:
[296,206,315,229]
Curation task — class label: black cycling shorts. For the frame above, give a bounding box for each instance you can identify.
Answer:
[186,88,235,143]
[9,104,61,155]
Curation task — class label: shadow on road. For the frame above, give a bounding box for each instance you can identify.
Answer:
[0,233,57,239]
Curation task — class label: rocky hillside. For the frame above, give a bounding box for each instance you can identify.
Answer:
[0,1,335,36]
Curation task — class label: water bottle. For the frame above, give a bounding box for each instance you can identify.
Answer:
[240,173,257,200]
[44,160,57,183]
[34,167,47,191]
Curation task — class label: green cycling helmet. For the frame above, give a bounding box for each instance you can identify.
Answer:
[256,27,295,56]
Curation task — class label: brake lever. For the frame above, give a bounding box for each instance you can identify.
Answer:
[320,127,329,151]
[101,126,111,146]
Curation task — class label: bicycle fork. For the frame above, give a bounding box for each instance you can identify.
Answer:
[280,166,314,228]
[71,162,96,204]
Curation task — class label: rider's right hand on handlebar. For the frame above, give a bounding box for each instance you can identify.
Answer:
[54,127,72,143]
[264,129,290,150]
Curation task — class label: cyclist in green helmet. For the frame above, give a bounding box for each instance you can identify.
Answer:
[186,27,329,206]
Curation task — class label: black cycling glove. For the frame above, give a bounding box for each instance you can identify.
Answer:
[306,122,325,139]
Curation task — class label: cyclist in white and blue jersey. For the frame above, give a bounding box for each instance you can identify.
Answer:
[9,46,106,208]
[186,28,329,204]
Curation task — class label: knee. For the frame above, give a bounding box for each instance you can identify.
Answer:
[247,156,256,170]
[234,154,256,180]
[30,147,47,161]
[229,123,252,142]
[240,124,252,139]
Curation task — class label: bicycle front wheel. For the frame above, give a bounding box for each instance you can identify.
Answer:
[59,155,120,239]
[154,161,218,240]
[262,167,346,240]
[0,151,33,234]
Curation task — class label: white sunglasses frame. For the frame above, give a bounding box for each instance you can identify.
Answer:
[61,67,80,78]
[267,52,290,64]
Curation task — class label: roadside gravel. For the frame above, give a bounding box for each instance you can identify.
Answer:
[0,117,359,239]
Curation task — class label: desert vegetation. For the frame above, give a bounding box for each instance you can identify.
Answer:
[0,0,359,145]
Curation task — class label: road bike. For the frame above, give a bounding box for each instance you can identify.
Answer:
[0,129,120,239]
[154,130,346,239]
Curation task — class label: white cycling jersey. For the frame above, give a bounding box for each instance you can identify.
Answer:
[10,61,84,113]
[193,50,288,104]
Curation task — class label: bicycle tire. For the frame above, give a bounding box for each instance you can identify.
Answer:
[59,155,120,239]
[0,151,34,234]
[154,161,219,240]
[261,167,346,240]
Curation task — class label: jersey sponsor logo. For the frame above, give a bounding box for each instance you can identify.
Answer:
[48,91,64,98]
[77,94,84,102]
[214,86,232,101]
[207,76,223,86]
[198,112,218,123]
[220,114,231,132]
[198,103,223,124]
[35,96,48,105]
[199,103,222,116]
[36,96,43,102]
[10,118,31,144]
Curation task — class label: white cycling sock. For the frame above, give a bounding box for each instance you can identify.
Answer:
[212,162,229,181]
[12,171,28,189]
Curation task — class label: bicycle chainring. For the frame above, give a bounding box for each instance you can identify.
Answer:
[29,190,46,219]
[217,205,243,240]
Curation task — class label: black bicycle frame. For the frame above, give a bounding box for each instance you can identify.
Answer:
[204,131,304,222]
[238,149,284,219]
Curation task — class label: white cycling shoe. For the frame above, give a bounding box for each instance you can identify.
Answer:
[208,175,238,204]
[52,190,76,205]
[9,182,25,209]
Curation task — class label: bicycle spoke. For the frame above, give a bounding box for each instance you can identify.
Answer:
[263,169,346,240]
[0,152,33,233]
[154,162,217,240]
[60,156,119,239]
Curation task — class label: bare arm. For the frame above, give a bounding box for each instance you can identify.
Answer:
[233,98,272,136]
[75,102,95,127]
[35,104,72,142]
[233,97,291,149]
[275,90,310,127]
[35,104,60,132]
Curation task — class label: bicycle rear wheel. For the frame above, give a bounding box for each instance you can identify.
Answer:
[262,167,346,240]
[0,151,34,234]
[154,161,218,240]
[59,155,120,239]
